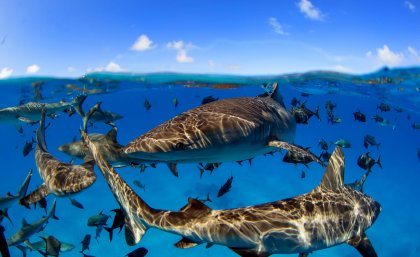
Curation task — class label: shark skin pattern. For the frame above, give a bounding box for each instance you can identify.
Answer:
[83,130,381,257]
[123,84,324,169]
[19,108,96,207]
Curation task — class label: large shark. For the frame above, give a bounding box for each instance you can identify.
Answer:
[0,95,86,126]
[83,131,381,257]
[122,83,323,175]
[7,200,58,247]
[0,170,32,224]
[19,108,96,207]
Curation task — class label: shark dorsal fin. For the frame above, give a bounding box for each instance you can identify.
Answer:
[22,218,29,227]
[269,82,285,107]
[180,198,211,216]
[318,146,345,191]
[106,127,118,142]
[81,160,95,170]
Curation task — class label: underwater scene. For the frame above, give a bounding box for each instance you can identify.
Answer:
[0,67,419,257]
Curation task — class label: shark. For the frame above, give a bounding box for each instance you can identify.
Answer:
[83,130,381,257]
[7,200,58,247]
[0,95,86,127]
[122,83,324,176]
[0,170,32,224]
[19,108,96,207]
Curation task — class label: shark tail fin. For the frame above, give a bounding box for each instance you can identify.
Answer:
[81,130,153,245]
[47,199,59,220]
[83,102,102,132]
[17,169,32,199]
[72,94,87,117]
[316,146,345,191]
[376,155,382,169]
[36,108,48,152]
[104,227,113,242]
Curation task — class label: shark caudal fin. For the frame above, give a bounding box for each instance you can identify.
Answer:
[82,102,102,132]
[16,169,32,199]
[316,146,345,191]
[81,130,151,245]
[36,108,48,152]
[72,95,87,117]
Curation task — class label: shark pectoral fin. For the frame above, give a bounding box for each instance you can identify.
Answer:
[167,163,179,177]
[19,184,50,207]
[124,217,147,246]
[0,209,13,225]
[229,247,270,257]
[267,141,326,167]
[174,237,199,248]
[180,198,212,216]
[347,234,378,257]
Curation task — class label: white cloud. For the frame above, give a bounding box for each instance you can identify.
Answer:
[26,64,40,74]
[366,51,373,57]
[408,46,420,61]
[0,67,13,79]
[375,45,404,66]
[268,17,288,35]
[89,62,124,73]
[405,1,416,12]
[297,0,324,21]
[227,64,241,71]
[131,34,155,51]
[167,40,195,63]
[332,65,352,73]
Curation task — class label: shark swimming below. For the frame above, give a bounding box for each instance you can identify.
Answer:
[83,131,381,257]
[19,108,96,207]
[121,83,323,175]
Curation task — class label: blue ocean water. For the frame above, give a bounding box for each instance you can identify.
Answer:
[0,67,419,257]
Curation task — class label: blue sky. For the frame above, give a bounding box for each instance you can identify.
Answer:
[0,0,419,78]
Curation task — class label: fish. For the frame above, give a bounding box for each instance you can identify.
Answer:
[143,99,151,111]
[37,235,61,257]
[133,180,146,191]
[197,162,221,178]
[0,225,10,257]
[22,138,35,157]
[288,102,320,124]
[7,200,58,246]
[319,150,331,163]
[327,115,341,124]
[0,95,86,128]
[201,96,219,105]
[123,83,324,175]
[377,103,391,112]
[58,127,141,168]
[80,234,91,253]
[83,102,123,128]
[38,198,47,214]
[87,211,109,227]
[353,110,366,122]
[290,97,300,107]
[24,236,75,253]
[318,139,328,151]
[217,176,233,198]
[84,133,381,257]
[333,139,351,148]
[412,122,420,129]
[69,197,84,209]
[126,247,148,257]
[373,114,395,129]
[324,100,337,116]
[95,225,103,241]
[357,152,382,171]
[172,97,179,108]
[0,170,32,224]
[282,148,319,167]
[19,109,96,207]
[363,134,381,150]
[104,208,125,242]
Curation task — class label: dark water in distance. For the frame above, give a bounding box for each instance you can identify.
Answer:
[0,67,419,257]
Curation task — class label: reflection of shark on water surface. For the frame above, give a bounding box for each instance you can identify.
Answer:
[84,129,381,257]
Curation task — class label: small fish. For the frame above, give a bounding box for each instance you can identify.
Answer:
[104,208,125,242]
[288,102,320,124]
[318,139,328,151]
[80,234,91,253]
[197,162,221,178]
[87,211,109,227]
[201,96,219,105]
[217,176,233,198]
[22,138,35,157]
[283,148,317,167]
[357,152,382,171]
[363,134,380,150]
[133,180,146,191]
[333,139,351,148]
[377,103,391,112]
[353,110,366,122]
[373,115,395,129]
[69,197,84,209]
[290,97,300,107]
[412,122,420,129]
[38,235,61,257]
[327,115,341,124]
[301,170,306,179]
[319,150,331,162]
[144,98,151,111]
[394,106,404,113]
[126,247,148,257]
[172,97,179,108]
[325,100,337,115]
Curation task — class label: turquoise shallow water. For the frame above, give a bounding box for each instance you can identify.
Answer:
[0,67,419,257]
